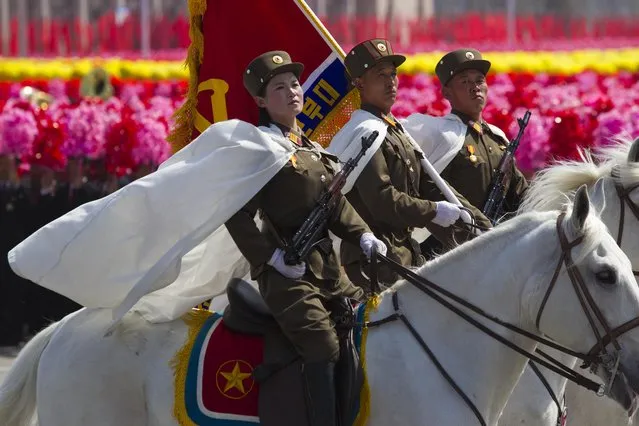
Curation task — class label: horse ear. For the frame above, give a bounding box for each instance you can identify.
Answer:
[570,185,590,232]
[628,138,639,164]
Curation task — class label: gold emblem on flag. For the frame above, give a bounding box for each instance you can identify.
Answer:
[272,55,284,64]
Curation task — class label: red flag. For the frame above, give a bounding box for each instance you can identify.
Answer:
[169,0,359,151]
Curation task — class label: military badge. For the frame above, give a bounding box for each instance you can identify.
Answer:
[469,120,483,135]
[288,131,301,146]
[381,113,397,128]
[468,145,478,163]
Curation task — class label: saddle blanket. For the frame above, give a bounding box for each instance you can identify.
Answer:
[172,302,372,426]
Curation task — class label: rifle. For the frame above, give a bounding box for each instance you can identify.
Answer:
[482,110,531,225]
[284,130,379,265]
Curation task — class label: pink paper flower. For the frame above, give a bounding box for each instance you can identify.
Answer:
[132,111,171,166]
[0,107,38,156]
[63,100,108,159]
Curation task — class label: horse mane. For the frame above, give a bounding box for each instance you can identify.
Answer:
[519,137,639,213]
[595,137,639,189]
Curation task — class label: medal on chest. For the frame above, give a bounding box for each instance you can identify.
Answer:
[467,145,478,163]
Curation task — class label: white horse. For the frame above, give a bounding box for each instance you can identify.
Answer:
[500,137,639,426]
[2,189,639,426]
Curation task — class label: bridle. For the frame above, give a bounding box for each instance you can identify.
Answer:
[535,213,639,374]
[366,212,639,426]
[529,167,639,426]
[612,166,639,277]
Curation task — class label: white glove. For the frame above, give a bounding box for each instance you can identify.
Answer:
[432,201,462,227]
[267,248,306,279]
[360,232,388,260]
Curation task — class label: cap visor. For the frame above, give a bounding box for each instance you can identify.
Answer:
[455,59,491,77]
[267,62,305,82]
[379,54,407,69]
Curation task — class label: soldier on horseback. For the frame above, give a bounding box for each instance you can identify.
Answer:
[329,39,491,291]
[225,50,387,426]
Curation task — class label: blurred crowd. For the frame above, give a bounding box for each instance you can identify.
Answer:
[0,130,157,354]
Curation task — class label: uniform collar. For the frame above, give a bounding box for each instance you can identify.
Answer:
[272,122,307,147]
[451,109,490,136]
[361,103,402,130]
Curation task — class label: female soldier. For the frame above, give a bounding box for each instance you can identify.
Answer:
[225,51,386,426]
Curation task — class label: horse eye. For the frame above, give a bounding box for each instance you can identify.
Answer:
[596,268,617,286]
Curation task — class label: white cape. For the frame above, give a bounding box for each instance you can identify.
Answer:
[327,109,471,225]
[401,113,508,173]
[326,109,388,194]
[8,120,295,323]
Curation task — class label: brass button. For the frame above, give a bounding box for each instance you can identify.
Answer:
[320,174,326,182]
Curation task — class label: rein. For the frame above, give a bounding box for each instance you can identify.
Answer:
[366,212,639,425]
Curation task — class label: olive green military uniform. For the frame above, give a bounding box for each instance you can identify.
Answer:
[226,127,367,363]
[225,50,367,426]
[434,49,528,214]
[441,109,528,212]
[339,40,490,289]
[340,105,488,287]
[227,51,370,365]
[418,49,529,257]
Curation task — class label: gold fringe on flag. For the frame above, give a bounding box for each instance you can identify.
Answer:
[167,0,207,153]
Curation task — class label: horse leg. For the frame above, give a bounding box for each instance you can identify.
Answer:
[499,365,560,425]
[141,317,190,426]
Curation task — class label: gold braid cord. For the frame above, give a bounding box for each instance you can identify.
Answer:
[167,0,207,153]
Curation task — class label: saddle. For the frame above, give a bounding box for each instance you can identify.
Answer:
[223,278,364,426]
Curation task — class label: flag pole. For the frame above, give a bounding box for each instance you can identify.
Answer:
[294,0,346,59]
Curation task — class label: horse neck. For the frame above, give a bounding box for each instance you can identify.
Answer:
[372,218,559,424]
